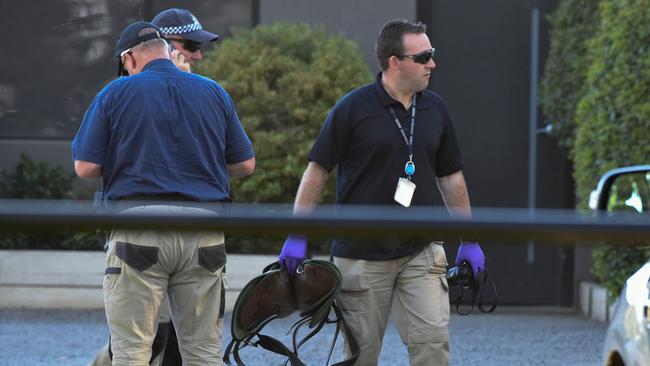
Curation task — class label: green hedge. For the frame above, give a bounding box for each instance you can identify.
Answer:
[571,0,650,295]
[196,22,372,253]
[573,0,650,206]
[538,0,600,150]
[196,22,372,204]
[0,154,74,199]
[0,154,99,250]
[592,244,650,297]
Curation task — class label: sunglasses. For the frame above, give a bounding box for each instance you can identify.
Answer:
[170,39,202,53]
[398,48,436,64]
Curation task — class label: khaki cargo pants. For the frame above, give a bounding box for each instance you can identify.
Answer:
[334,242,450,366]
[103,205,226,366]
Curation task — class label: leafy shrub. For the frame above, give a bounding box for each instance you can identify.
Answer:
[570,0,650,295]
[196,22,372,204]
[573,0,650,207]
[196,22,372,253]
[538,0,600,150]
[0,154,98,250]
[592,244,650,297]
[0,153,74,199]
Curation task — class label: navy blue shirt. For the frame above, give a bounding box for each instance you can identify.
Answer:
[308,73,463,259]
[72,59,254,202]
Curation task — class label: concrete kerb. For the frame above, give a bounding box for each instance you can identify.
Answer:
[578,280,614,322]
[1,250,615,322]
[0,250,280,311]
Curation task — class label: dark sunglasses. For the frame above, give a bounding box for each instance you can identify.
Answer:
[398,48,436,64]
[171,39,202,53]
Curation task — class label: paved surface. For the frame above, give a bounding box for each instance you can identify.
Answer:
[0,308,607,365]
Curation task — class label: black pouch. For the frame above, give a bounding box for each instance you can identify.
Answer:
[94,188,108,250]
[446,261,498,315]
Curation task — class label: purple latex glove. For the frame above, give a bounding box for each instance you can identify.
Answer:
[455,241,485,276]
[279,235,307,276]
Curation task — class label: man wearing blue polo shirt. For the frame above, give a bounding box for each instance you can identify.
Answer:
[73,21,254,366]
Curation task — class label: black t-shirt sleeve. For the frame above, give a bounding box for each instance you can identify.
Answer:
[434,99,464,177]
[307,99,351,172]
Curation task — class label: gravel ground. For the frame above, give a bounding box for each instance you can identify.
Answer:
[0,308,607,365]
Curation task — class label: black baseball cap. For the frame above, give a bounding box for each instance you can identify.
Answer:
[152,8,219,43]
[114,21,166,58]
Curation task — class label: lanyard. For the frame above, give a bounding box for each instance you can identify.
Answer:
[388,95,417,178]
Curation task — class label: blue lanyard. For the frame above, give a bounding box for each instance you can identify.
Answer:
[388,95,417,177]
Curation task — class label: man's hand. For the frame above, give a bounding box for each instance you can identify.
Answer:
[455,241,485,276]
[278,235,307,276]
[171,49,191,72]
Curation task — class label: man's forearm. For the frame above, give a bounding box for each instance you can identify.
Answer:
[436,171,471,218]
[74,160,102,179]
[294,162,330,215]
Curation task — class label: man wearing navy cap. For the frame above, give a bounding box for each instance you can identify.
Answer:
[152,8,219,71]
[73,21,255,366]
[92,13,227,366]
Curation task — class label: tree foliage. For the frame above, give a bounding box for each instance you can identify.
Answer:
[538,0,600,150]
[0,153,74,199]
[196,22,373,204]
[0,154,98,250]
[573,0,650,207]
[592,243,650,297]
[196,22,372,253]
[570,0,650,295]
[541,0,650,296]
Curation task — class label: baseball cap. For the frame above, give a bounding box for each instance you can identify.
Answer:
[152,8,219,43]
[114,21,166,58]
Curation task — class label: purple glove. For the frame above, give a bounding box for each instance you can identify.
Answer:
[455,241,485,276]
[279,235,307,276]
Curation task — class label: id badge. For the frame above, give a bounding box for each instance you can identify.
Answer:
[394,177,416,207]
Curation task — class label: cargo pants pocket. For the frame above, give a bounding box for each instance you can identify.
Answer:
[333,257,369,312]
[115,241,159,272]
[424,241,448,275]
[198,245,227,273]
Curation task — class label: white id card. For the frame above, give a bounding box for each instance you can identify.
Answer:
[394,177,416,207]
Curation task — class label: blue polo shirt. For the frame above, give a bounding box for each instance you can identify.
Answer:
[308,72,463,259]
[72,59,254,202]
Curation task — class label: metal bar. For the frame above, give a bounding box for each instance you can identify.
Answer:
[527,7,540,262]
[0,199,649,244]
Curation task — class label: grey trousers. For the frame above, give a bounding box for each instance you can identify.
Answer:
[334,242,450,366]
[103,205,226,366]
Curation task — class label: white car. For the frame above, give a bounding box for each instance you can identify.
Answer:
[602,262,650,365]
[592,165,650,366]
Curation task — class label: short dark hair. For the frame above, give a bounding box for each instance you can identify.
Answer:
[375,19,427,71]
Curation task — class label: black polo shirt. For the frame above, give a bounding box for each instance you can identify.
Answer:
[308,72,463,260]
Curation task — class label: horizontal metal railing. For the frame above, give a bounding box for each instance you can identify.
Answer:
[0,199,649,244]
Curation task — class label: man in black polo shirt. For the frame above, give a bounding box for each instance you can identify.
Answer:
[278,19,485,365]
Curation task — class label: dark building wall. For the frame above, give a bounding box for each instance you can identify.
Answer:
[260,0,416,70]
[420,0,573,207]
[421,0,573,305]
[0,0,253,174]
